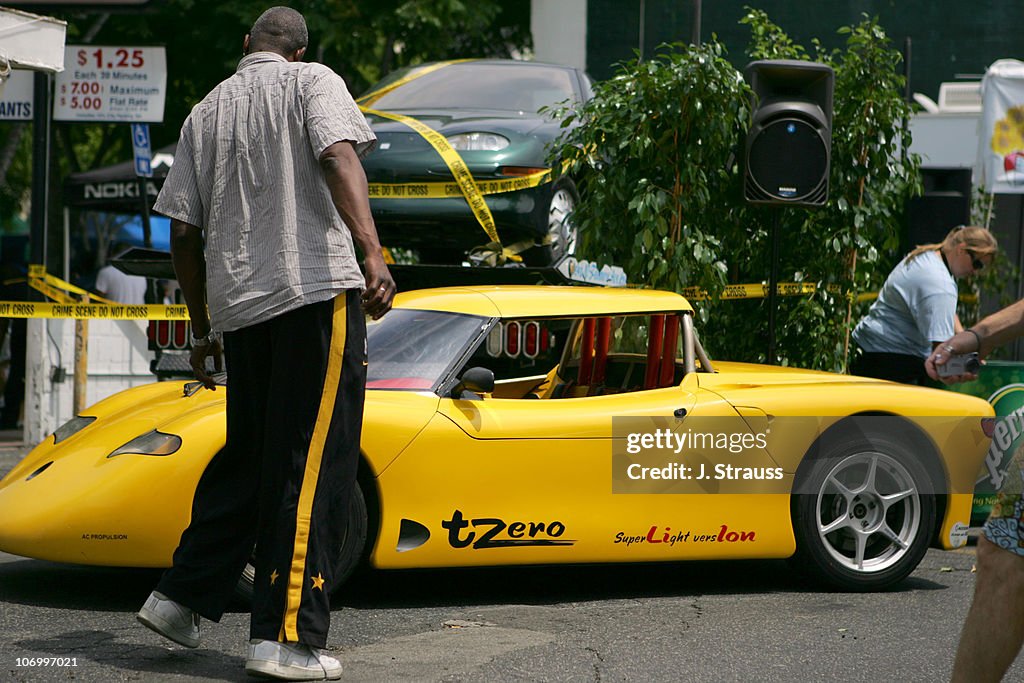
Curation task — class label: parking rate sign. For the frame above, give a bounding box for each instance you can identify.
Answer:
[54,46,167,123]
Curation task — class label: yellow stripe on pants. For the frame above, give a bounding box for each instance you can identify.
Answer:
[280,295,348,642]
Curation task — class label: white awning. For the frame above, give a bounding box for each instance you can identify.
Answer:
[0,6,67,73]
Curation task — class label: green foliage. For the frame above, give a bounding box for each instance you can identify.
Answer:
[550,41,750,298]
[550,11,922,371]
[0,125,32,228]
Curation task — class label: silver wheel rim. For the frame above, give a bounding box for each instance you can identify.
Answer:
[815,451,921,574]
[547,188,577,257]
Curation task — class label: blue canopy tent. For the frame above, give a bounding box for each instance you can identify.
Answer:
[61,145,175,286]
[79,212,171,251]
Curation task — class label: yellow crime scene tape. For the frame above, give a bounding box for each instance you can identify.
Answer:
[0,266,871,318]
[681,282,974,305]
[0,300,189,321]
[4,266,975,318]
[681,282,819,301]
[682,282,876,302]
[367,170,551,200]
[28,264,116,305]
[0,265,190,320]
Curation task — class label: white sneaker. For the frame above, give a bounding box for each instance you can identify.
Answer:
[245,639,342,680]
[136,590,200,648]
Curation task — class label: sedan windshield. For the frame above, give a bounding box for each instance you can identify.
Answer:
[367,309,487,390]
[369,63,579,113]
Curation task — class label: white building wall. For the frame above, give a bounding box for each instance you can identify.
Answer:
[25,319,155,445]
[531,0,588,70]
[84,320,153,406]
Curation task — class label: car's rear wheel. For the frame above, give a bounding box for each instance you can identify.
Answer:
[790,433,936,591]
[234,483,369,601]
[524,178,578,266]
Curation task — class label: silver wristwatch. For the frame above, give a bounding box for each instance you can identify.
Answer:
[190,329,222,347]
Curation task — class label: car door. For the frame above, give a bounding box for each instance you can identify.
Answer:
[371,313,791,570]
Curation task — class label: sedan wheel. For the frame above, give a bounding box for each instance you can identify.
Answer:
[790,433,935,591]
[524,179,578,266]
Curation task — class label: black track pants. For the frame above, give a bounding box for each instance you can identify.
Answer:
[156,290,366,648]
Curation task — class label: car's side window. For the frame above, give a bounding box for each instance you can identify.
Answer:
[459,318,572,399]
[553,314,685,398]
[460,314,687,400]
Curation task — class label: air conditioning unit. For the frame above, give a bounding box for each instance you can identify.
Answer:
[937,82,982,113]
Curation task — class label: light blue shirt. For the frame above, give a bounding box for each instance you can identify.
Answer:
[852,250,958,358]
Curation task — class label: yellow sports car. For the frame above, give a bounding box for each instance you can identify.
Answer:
[0,286,994,592]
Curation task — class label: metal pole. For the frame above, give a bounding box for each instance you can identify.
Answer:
[766,211,781,364]
[638,0,645,60]
[74,295,88,415]
[30,72,51,275]
[138,176,152,248]
[63,207,70,281]
[691,0,702,46]
[1017,198,1024,361]
[901,38,911,170]
[903,37,912,103]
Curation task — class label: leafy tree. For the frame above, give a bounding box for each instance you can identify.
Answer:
[551,11,922,371]
[550,40,749,297]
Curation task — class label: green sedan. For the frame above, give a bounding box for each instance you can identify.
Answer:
[359,59,593,265]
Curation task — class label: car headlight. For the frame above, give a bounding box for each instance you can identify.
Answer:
[445,132,510,151]
[52,415,96,444]
[107,430,182,458]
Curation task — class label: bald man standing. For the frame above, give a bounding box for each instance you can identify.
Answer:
[136,7,394,680]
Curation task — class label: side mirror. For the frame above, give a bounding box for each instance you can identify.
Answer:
[450,367,495,400]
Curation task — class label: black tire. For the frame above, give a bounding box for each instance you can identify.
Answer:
[523,177,579,266]
[234,483,369,602]
[789,432,936,591]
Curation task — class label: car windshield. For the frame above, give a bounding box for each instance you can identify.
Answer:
[369,63,579,113]
[367,309,486,390]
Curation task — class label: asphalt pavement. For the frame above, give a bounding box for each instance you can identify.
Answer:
[2,439,1024,682]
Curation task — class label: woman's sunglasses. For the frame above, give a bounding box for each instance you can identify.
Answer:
[968,250,986,271]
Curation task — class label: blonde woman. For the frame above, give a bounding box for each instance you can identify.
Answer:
[851,225,998,384]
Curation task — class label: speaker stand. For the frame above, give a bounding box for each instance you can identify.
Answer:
[766,210,781,365]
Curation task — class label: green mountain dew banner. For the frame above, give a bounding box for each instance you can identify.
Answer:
[948,361,1024,523]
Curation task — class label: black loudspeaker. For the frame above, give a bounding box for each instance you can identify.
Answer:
[744,60,834,206]
[905,167,972,251]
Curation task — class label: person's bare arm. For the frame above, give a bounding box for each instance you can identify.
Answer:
[170,218,222,388]
[970,299,1024,355]
[319,141,395,319]
[926,299,1024,382]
